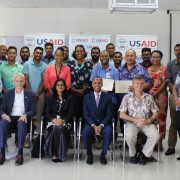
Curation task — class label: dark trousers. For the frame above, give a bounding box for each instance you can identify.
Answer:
[0,116,27,149]
[82,124,112,155]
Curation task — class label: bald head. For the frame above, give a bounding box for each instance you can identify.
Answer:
[100,50,109,65]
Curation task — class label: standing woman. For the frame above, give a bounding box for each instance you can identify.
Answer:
[45,78,74,162]
[68,45,93,119]
[44,47,71,96]
[148,50,168,150]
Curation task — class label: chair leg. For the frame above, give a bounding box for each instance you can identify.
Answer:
[73,118,76,160]
[112,119,115,161]
[122,123,126,163]
[30,119,33,158]
[77,118,82,161]
[39,118,43,160]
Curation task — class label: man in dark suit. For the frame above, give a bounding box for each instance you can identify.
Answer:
[0,73,36,166]
[82,77,112,165]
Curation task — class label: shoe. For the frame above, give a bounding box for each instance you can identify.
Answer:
[24,136,30,148]
[165,148,175,156]
[52,159,61,163]
[86,154,93,165]
[15,155,24,166]
[138,152,146,165]
[100,153,107,165]
[0,154,5,165]
[177,156,180,160]
[130,154,138,164]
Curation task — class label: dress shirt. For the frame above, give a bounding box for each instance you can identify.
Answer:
[11,89,25,116]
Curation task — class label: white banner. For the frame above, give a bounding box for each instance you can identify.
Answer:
[116,35,158,63]
[69,34,111,60]
[24,33,65,55]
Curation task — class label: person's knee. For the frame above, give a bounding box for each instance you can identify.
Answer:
[0,119,9,129]
[125,132,136,142]
[18,120,27,128]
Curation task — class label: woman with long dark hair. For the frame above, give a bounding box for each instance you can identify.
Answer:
[44,78,74,162]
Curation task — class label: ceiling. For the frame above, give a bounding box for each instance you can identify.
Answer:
[0,0,180,11]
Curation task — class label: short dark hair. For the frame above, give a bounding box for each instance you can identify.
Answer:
[62,46,69,50]
[174,44,180,50]
[20,46,30,53]
[56,47,64,54]
[45,43,53,48]
[7,46,17,53]
[106,43,115,50]
[34,46,43,53]
[142,47,151,54]
[151,50,163,58]
[91,47,100,53]
[72,44,87,59]
[113,51,122,57]
[92,76,102,81]
[52,78,68,99]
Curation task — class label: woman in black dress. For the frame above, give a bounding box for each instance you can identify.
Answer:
[45,78,74,162]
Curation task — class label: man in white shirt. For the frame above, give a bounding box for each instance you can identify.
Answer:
[0,73,36,166]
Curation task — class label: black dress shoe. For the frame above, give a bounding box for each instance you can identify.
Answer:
[130,155,138,164]
[177,156,180,160]
[86,154,93,165]
[165,148,175,156]
[138,152,146,165]
[100,153,107,165]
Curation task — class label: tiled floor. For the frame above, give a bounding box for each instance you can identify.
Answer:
[1,133,180,180]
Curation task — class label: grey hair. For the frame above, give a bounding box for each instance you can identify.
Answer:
[13,72,25,80]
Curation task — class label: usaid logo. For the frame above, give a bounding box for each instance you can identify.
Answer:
[71,38,76,43]
[25,37,35,48]
[117,39,128,50]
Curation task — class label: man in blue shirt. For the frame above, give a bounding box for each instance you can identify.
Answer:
[22,47,47,130]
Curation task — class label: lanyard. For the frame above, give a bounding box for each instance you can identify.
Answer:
[55,64,63,79]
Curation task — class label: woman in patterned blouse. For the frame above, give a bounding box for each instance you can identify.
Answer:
[68,45,93,119]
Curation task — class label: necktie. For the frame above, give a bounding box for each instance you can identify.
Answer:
[96,93,100,107]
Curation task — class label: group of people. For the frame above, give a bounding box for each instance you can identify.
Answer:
[0,42,180,166]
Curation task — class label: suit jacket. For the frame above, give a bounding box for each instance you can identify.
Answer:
[0,88,36,118]
[83,92,112,127]
[45,94,74,122]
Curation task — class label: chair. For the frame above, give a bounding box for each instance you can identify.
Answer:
[121,120,160,163]
[77,117,115,162]
[33,116,77,160]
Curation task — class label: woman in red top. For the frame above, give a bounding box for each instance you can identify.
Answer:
[44,48,71,96]
[148,50,168,151]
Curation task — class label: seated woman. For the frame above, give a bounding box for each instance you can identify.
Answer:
[44,78,74,162]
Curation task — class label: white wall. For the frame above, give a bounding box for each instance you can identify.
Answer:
[0,8,171,64]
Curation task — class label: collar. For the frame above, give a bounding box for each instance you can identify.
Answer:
[175,59,180,65]
[5,61,18,66]
[100,64,113,70]
[94,91,101,96]
[31,59,42,65]
[15,89,24,95]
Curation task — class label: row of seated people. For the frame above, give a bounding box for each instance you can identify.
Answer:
[0,73,160,166]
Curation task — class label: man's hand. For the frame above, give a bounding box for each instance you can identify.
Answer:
[18,114,27,123]
[93,125,103,135]
[2,114,11,122]
[135,118,149,127]
[128,86,134,92]
[174,97,180,107]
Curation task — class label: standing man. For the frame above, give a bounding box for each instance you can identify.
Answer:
[0,46,23,92]
[165,44,180,155]
[0,45,7,65]
[91,47,100,66]
[140,48,152,69]
[0,73,36,166]
[18,46,30,65]
[113,51,123,69]
[42,43,54,64]
[106,43,115,65]
[119,76,159,165]
[83,77,112,165]
[22,47,47,132]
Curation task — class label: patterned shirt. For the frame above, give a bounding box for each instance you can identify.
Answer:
[0,61,23,90]
[119,92,158,120]
[68,60,93,89]
[118,63,152,83]
[175,71,180,96]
